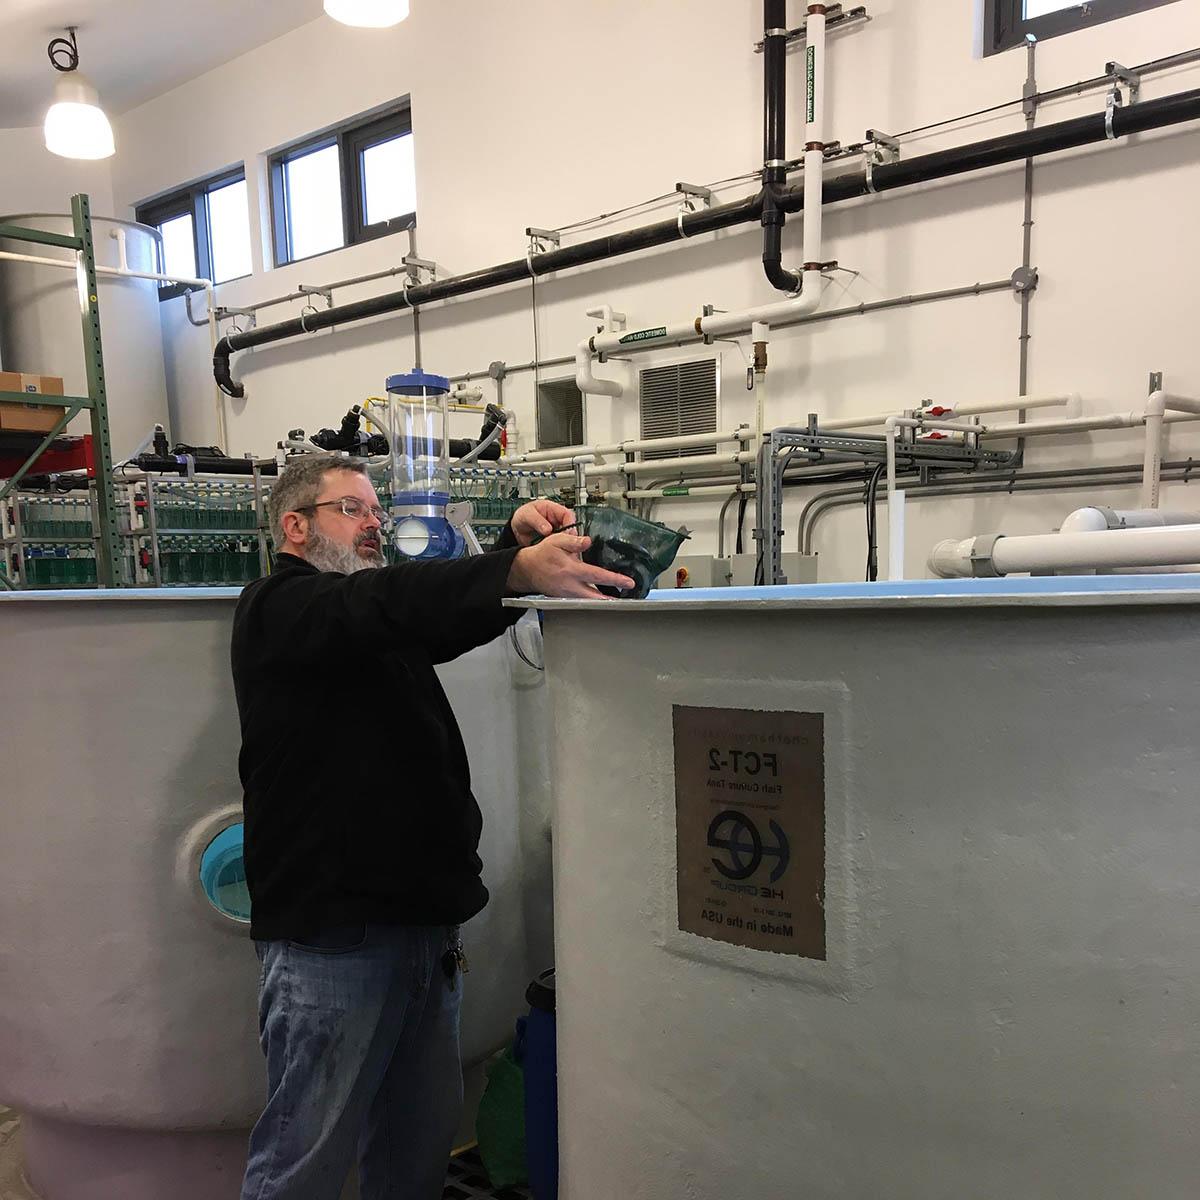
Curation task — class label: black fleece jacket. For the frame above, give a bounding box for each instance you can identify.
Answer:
[231,535,522,941]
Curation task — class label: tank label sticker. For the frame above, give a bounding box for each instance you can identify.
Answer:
[619,327,668,344]
[673,705,826,959]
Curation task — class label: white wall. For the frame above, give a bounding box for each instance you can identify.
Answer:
[0,125,114,216]
[108,0,1200,581]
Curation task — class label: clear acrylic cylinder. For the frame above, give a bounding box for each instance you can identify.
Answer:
[384,370,463,559]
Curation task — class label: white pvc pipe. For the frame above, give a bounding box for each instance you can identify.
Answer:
[575,275,826,369]
[980,412,1144,438]
[753,321,769,441]
[584,450,753,478]
[509,428,753,466]
[1141,390,1200,510]
[802,6,826,269]
[1060,507,1200,533]
[925,392,1081,420]
[820,393,1078,432]
[930,524,1200,578]
[883,418,903,580]
[575,340,623,400]
[1142,405,1166,510]
[608,481,758,502]
[889,414,982,434]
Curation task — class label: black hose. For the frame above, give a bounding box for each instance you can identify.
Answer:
[864,463,887,581]
[718,490,740,559]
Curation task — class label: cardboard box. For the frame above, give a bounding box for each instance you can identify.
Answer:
[0,371,67,433]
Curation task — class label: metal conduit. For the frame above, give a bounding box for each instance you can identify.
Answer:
[798,462,1200,556]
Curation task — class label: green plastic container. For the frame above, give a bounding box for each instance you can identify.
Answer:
[574,506,690,599]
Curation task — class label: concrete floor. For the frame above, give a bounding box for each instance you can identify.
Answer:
[0,1106,36,1200]
[0,1105,529,1200]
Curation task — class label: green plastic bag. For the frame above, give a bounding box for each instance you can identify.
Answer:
[475,1043,527,1189]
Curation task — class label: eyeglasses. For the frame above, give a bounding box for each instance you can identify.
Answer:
[299,496,392,528]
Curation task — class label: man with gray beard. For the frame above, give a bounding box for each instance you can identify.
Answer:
[231,454,631,1200]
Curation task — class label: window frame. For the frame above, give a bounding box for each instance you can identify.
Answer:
[136,166,248,301]
[983,0,1180,56]
[269,100,416,268]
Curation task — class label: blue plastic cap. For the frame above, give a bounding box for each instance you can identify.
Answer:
[386,370,450,395]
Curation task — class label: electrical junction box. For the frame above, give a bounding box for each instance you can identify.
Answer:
[728,552,819,586]
[653,554,731,591]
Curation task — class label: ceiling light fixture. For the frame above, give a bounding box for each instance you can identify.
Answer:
[43,27,115,161]
[323,0,410,29]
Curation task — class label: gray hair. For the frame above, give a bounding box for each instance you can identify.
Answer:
[267,454,369,550]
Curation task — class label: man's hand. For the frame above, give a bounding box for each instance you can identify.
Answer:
[509,499,576,548]
[508,532,635,599]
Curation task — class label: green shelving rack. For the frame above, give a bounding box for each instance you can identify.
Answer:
[0,194,121,586]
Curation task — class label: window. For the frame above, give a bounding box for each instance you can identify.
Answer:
[536,379,586,450]
[639,359,719,461]
[984,0,1180,55]
[270,103,416,266]
[136,167,252,299]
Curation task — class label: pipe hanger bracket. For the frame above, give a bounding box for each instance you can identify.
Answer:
[1105,61,1142,139]
[863,128,901,193]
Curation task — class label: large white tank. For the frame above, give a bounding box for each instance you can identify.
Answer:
[0,214,171,462]
[529,575,1200,1200]
[0,590,552,1200]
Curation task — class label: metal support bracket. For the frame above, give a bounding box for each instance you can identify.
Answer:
[298,285,334,308]
[968,533,1004,578]
[526,227,561,255]
[754,5,870,52]
[754,424,1016,586]
[1104,61,1142,139]
[1022,35,1039,120]
[675,182,713,212]
[863,128,901,193]
[402,254,439,284]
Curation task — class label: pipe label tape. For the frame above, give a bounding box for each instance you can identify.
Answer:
[620,326,668,345]
[662,485,690,496]
[806,45,816,124]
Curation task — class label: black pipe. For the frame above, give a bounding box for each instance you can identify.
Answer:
[213,84,1200,398]
[762,0,802,293]
[134,454,279,476]
[213,197,766,396]
[809,84,1200,206]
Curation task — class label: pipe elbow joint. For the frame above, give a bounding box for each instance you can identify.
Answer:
[213,340,245,400]
[575,341,623,399]
[763,255,803,294]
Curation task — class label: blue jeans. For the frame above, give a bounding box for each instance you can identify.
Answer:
[241,923,463,1200]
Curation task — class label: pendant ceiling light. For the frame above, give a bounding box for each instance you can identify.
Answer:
[43,28,115,160]
[323,0,410,28]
